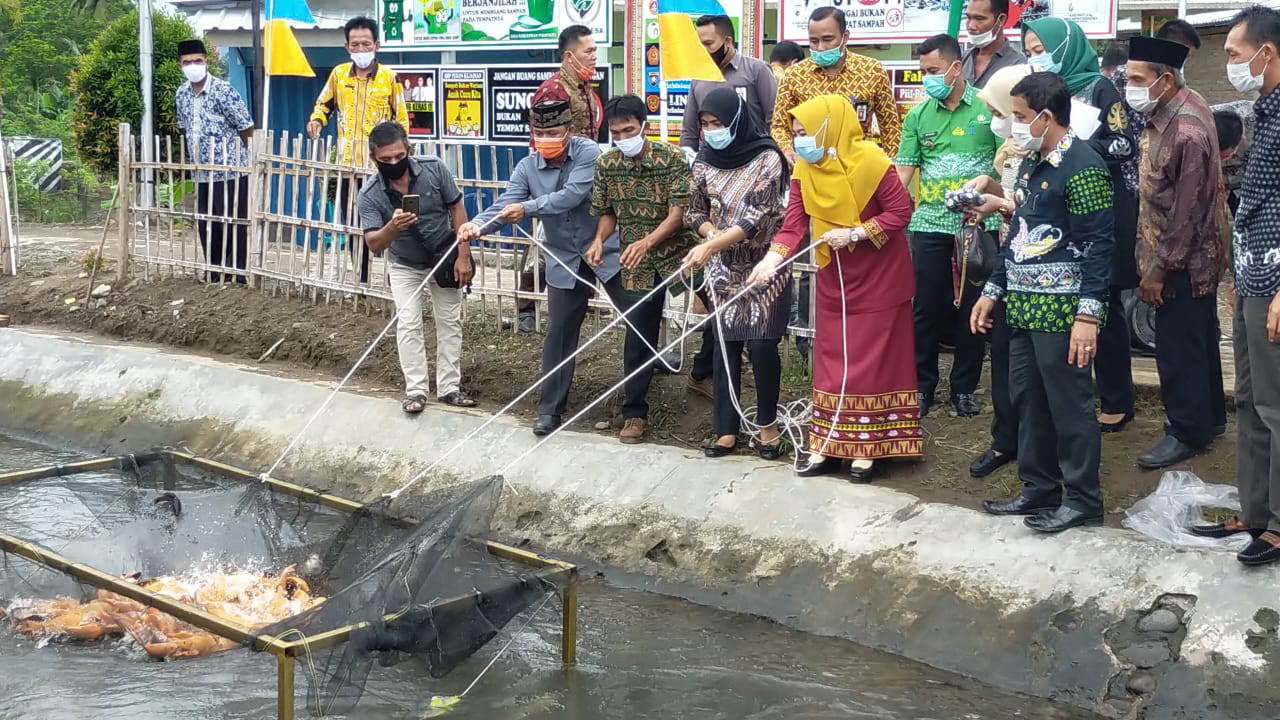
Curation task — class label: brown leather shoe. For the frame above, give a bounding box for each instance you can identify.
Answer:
[687,377,713,399]
[619,418,647,444]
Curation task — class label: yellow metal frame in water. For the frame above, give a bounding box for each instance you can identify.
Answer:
[0,450,579,720]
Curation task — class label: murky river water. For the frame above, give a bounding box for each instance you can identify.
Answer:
[0,432,1102,720]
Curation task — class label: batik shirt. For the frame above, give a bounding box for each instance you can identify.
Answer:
[1107,65,1146,196]
[771,54,902,157]
[1235,86,1280,297]
[982,131,1115,333]
[896,84,1000,234]
[310,62,410,166]
[589,140,699,292]
[175,75,253,183]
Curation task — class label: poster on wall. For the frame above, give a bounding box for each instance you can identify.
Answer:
[379,0,610,49]
[396,67,439,139]
[885,61,926,122]
[626,0,765,143]
[487,65,611,143]
[777,0,1114,44]
[441,69,486,139]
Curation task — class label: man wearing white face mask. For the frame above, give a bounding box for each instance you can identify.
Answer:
[960,0,1026,89]
[174,39,255,284]
[1204,6,1280,566]
[584,95,699,444]
[1125,37,1228,471]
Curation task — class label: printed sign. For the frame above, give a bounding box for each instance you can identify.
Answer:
[397,68,439,139]
[441,69,486,139]
[486,65,611,143]
[778,0,1115,44]
[381,0,610,49]
[888,63,925,122]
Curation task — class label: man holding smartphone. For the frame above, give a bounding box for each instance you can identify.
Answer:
[360,121,477,414]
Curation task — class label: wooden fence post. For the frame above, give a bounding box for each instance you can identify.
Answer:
[0,129,16,276]
[247,129,265,289]
[116,123,132,280]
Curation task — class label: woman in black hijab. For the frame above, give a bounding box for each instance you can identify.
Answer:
[684,87,792,461]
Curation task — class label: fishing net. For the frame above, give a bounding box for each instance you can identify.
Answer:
[0,451,566,717]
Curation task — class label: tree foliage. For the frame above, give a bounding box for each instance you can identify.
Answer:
[70,9,196,175]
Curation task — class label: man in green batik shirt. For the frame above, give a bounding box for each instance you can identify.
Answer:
[586,95,699,445]
[895,33,1000,419]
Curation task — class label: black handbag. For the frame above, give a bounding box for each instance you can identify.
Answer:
[952,220,998,307]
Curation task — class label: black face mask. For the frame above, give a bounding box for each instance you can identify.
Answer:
[710,42,729,66]
[376,156,410,180]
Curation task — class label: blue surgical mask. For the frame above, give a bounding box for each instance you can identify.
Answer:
[922,63,958,101]
[704,104,741,150]
[794,119,829,164]
[1028,53,1060,73]
[811,46,843,68]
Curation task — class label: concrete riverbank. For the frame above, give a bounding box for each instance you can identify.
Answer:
[2,327,1276,720]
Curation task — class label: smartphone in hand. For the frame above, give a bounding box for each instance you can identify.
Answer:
[402,194,421,216]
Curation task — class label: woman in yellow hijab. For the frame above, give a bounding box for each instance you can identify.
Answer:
[749,95,923,482]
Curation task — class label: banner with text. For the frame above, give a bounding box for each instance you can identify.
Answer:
[380,0,611,50]
[441,69,486,140]
[487,65,611,143]
[778,0,1115,44]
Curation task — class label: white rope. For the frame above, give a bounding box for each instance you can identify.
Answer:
[496,238,822,478]
[455,589,555,699]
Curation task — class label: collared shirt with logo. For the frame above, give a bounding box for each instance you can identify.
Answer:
[982,131,1115,333]
[589,140,699,292]
[310,61,410,166]
[175,75,253,183]
[1137,88,1227,298]
[896,83,1000,235]
[681,52,777,150]
[771,54,902,157]
[1235,85,1280,297]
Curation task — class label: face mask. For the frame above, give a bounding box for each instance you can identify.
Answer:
[922,63,958,101]
[710,42,729,66]
[1028,53,1060,74]
[1011,112,1046,152]
[794,119,829,164]
[811,46,843,68]
[182,63,208,84]
[1125,81,1162,114]
[1228,47,1268,93]
[615,134,645,157]
[704,105,741,150]
[568,54,594,81]
[375,156,410,181]
[990,114,1013,139]
[350,51,376,69]
[534,136,567,160]
[969,29,997,48]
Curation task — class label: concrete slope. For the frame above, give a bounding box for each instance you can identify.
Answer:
[1,327,1276,720]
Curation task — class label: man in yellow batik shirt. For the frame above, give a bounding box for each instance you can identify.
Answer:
[307,16,410,284]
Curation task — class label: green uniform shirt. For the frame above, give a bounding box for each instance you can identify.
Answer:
[896,84,1000,235]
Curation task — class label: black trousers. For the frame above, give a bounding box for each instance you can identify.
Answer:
[989,301,1018,456]
[1009,329,1103,515]
[1094,292,1135,415]
[538,261,629,418]
[691,288,717,382]
[195,176,249,284]
[620,291,668,420]
[336,178,371,284]
[1155,272,1225,448]
[911,231,986,399]
[712,337,782,436]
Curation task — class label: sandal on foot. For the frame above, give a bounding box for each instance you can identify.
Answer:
[402,396,427,414]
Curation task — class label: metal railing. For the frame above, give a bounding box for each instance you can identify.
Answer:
[115,124,817,339]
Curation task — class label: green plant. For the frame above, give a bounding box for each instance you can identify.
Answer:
[69,9,197,175]
[81,249,106,272]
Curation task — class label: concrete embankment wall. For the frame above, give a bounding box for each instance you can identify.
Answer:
[2,328,1278,720]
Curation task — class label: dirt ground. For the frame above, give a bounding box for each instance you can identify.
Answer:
[0,225,1239,525]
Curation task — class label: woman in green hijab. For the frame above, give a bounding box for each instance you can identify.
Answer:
[1023,16,1139,434]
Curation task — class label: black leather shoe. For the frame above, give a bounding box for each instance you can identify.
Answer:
[969,448,1014,478]
[1191,516,1262,539]
[1214,423,1227,438]
[797,456,843,477]
[1024,506,1104,533]
[704,441,738,458]
[1137,435,1200,469]
[1100,411,1135,433]
[848,462,880,484]
[951,393,980,418]
[1238,532,1280,565]
[757,442,783,461]
[532,415,561,436]
[918,392,934,418]
[982,493,1061,516]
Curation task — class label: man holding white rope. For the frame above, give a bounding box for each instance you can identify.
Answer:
[459,99,624,437]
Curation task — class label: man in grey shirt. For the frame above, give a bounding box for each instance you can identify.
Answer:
[359,122,477,414]
[960,0,1026,89]
[680,14,777,151]
[458,100,623,436]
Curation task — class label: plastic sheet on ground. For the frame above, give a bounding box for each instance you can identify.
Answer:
[1122,471,1250,552]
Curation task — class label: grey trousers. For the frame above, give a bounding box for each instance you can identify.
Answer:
[1009,328,1104,515]
[1235,296,1280,531]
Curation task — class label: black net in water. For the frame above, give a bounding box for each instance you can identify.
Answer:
[0,454,564,718]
